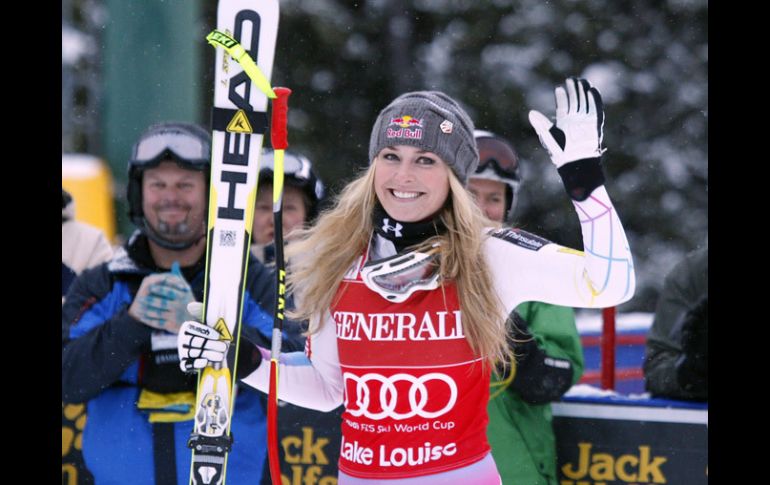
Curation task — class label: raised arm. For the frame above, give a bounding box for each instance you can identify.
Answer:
[488,78,635,312]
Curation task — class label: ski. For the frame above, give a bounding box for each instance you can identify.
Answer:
[188,1,279,484]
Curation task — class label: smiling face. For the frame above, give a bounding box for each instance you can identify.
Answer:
[141,160,207,245]
[373,145,451,222]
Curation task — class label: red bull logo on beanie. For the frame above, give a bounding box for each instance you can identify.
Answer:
[387,115,424,140]
[389,116,423,128]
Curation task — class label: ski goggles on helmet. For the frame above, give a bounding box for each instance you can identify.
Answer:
[476,138,521,182]
[130,126,210,169]
[259,150,325,202]
[260,150,313,181]
[476,156,520,182]
[360,245,441,303]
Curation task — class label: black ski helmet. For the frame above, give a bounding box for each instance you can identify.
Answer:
[127,122,211,250]
[472,130,522,223]
[258,149,325,221]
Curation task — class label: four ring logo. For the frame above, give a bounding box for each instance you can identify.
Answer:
[343,372,457,420]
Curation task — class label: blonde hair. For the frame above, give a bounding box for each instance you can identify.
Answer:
[286,164,510,366]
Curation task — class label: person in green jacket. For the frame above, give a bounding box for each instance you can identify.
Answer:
[469,130,585,485]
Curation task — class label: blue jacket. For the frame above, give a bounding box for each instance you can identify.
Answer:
[62,232,302,485]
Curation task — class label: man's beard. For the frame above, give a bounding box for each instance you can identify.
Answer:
[157,219,190,236]
[152,204,201,241]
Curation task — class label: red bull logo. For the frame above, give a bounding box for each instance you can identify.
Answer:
[387,115,424,140]
[389,115,424,128]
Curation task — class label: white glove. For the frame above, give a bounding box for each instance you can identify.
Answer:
[178,301,228,372]
[528,77,605,168]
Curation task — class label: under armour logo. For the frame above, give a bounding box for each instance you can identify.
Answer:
[382,218,403,238]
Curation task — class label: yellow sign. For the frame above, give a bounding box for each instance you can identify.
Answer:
[62,155,117,242]
[226,110,253,134]
[561,442,667,484]
[281,427,337,485]
[215,318,233,341]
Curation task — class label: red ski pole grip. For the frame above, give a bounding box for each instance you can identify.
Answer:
[271,87,292,150]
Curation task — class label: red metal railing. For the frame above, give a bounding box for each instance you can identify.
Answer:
[601,307,616,390]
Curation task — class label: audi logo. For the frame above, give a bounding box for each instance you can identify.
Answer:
[343,372,457,420]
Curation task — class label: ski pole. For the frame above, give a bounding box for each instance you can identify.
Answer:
[267,86,291,485]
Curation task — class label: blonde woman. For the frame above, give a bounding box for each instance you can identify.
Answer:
[179,79,635,484]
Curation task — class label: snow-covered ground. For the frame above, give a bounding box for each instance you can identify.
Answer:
[565,383,650,401]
